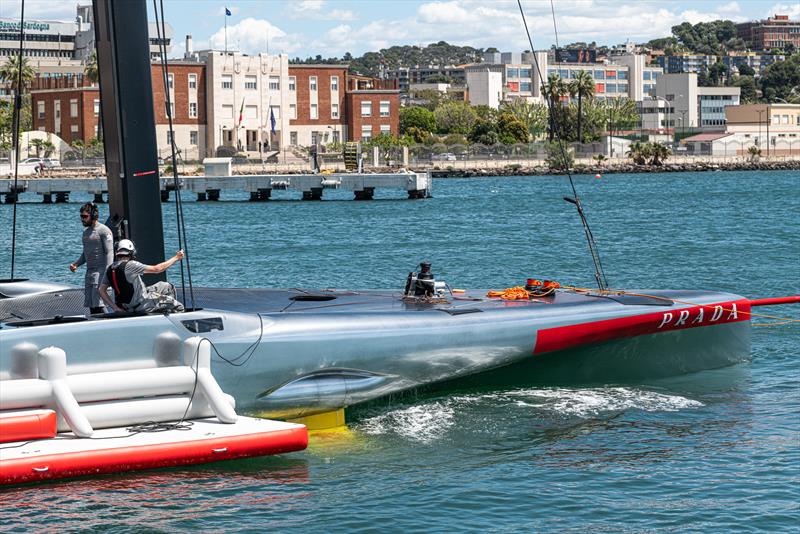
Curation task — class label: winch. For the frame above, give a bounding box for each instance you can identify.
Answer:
[404,262,447,298]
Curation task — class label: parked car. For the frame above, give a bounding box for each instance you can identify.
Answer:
[432,153,457,162]
[43,158,61,168]
[20,157,44,165]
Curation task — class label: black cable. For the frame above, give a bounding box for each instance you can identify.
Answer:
[8,0,25,280]
[517,0,609,290]
[152,0,196,310]
[207,313,265,367]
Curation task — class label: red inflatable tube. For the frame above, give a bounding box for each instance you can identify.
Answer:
[0,410,57,444]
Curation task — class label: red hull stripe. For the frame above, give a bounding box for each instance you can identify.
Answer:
[0,427,308,485]
[0,410,57,444]
[534,299,751,355]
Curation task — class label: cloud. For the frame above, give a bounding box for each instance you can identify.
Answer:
[208,17,304,55]
[286,0,357,21]
[766,3,800,19]
[718,1,742,14]
[0,0,77,21]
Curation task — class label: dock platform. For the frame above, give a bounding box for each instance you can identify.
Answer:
[0,172,432,203]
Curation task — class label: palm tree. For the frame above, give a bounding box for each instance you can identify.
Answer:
[568,70,595,144]
[541,73,567,141]
[649,143,670,165]
[604,98,639,137]
[84,51,99,84]
[0,55,35,89]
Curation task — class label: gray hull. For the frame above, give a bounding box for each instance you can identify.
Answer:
[0,285,751,419]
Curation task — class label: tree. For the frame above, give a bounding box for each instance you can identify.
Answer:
[736,63,755,77]
[545,141,574,171]
[496,113,529,144]
[604,98,639,137]
[0,56,35,87]
[499,99,548,138]
[627,141,652,165]
[434,101,476,135]
[366,134,403,162]
[760,53,800,103]
[730,75,757,103]
[84,51,99,84]
[649,143,670,165]
[468,118,499,145]
[400,106,436,135]
[568,70,595,143]
[541,73,567,141]
[708,61,728,86]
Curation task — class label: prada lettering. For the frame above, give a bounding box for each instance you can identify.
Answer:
[658,304,738,329]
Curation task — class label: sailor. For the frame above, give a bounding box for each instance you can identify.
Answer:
[69,202,114,315]
[97,239,186,313]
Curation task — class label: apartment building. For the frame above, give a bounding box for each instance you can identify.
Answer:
[386,65,466,92]
[288,65,347,146]
[657,52,786,77]
[344,76,400,142]
[30,76,99,144]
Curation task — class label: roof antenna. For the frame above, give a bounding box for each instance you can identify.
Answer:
[517,0,609,291]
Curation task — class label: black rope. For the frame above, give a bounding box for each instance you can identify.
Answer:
[8,0,25,280]
[152,0,196,309]
[517,0,609,290]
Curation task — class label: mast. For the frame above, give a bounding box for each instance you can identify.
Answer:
[92,0,166,278]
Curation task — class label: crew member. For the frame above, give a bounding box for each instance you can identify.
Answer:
[69,202,114,315]
[98,239,185,313]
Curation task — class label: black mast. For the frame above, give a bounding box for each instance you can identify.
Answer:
[92,0,165,279]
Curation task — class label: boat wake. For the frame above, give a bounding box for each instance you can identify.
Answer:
[354,387,703,443]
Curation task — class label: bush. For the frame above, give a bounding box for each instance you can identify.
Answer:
[545,141,574,171]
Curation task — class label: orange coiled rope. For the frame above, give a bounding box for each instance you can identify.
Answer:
[486,286,531,300]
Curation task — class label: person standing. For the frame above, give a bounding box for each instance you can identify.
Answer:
[69,202,114,314]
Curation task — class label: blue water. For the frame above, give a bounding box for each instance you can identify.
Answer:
[1,170,798,532]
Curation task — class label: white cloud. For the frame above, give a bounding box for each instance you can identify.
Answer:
[766,3,800,19]
[718,1,742,14]
[0,0,77,21]
[286,0,357,21]
[208,17,304,55]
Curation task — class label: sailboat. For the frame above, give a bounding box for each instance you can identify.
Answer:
[1,1,798,478]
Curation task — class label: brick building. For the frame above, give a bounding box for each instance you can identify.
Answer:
[343,75,400,142]
[288,64,348,146]
[31,61,207,158]
[736,15,799,51]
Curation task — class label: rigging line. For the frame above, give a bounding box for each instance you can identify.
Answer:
[517,0,609,290]
[153,0,196,309]
[8,0,25,280]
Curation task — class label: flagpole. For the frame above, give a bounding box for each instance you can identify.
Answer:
[224,9,228,53]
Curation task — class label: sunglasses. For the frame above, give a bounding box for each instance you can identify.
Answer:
[80,214,90,219]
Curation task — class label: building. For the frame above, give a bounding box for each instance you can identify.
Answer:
[386,65,466,92]
[407,82,467,106]
[198,49,291,154]
[30,60,208,158]
[736,15,800,51]
[464,68,502,109]
[344,75,400,142]
[638,73,740,133]
[657,52,786,77]
[287,64,347,146]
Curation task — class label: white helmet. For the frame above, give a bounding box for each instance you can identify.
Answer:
[116,239,136,256]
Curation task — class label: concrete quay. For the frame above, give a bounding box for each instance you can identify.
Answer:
[0,172,432,203]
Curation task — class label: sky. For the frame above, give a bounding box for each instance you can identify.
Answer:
[1,0,798,59]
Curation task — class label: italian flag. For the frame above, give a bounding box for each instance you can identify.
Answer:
[238,99,244,127]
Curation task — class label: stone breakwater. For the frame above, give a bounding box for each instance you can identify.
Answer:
[424,160,800,178]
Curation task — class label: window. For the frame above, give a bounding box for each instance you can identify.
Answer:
[331,76,339,91]
[37,101,45,119]
[594,70,605,80]
[190,131,198,145]
[189,74,197,89]
[189,102,197,118]
[70,98,78,117]
[93,99,100,116]
[221,75,233,89]
[605,70,617,79]
[245,105,257,119]
[380,124,391,135]
[507,68,519,78]
[269,76,280,90]
[520,82,531,92]
[289,76,296,91]
[331,103,339,119]
[643,71,651,81]
[54,101,60,118]
[361,124,372,141]
[290,131,298,145]
[361,101,372,117]
[165,102,174,117]
[617,71,628,80]
[519,68,531,78]
[71,124,79,133]
[222,104,234,118]
[245,76,257,90]
[290,103,297,119]
[166,131,173,145]
[310,104,318,119]
[310,76,317,91]
[168,74,174,89]
[379,101,390,117]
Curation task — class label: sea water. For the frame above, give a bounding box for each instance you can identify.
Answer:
[1,170,798,532]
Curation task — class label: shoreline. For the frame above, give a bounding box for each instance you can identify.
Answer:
[424,159,800,178]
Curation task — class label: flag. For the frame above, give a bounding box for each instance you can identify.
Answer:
[225,7,232,16]
[238,99,244,127]
[270,108,276,135]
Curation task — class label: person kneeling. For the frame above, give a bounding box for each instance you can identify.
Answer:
[98,239,186,313]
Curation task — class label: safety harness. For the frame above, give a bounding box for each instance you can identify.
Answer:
[106,260,136,309]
